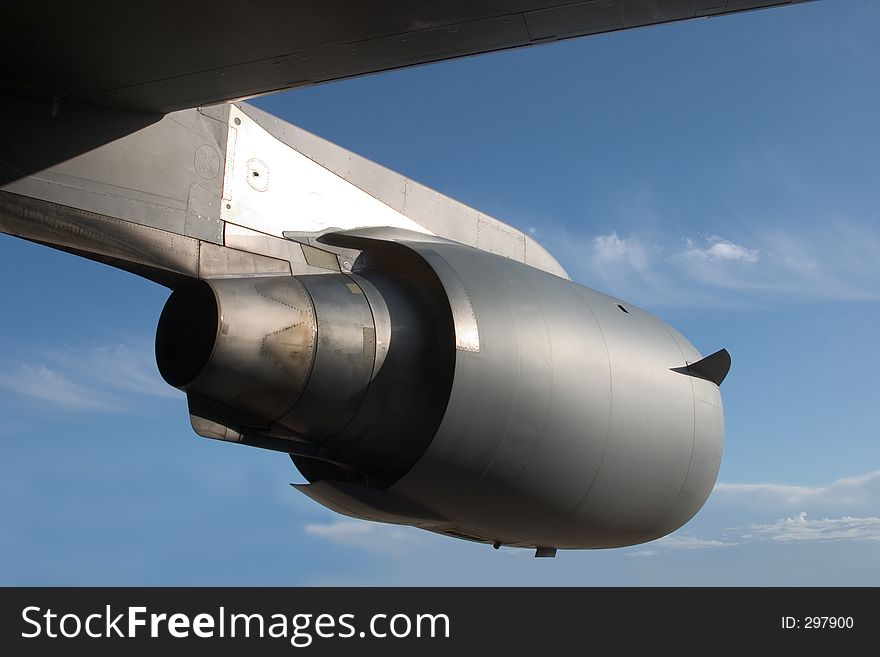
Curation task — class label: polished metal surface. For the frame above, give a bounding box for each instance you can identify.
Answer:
[279,274,377,444]
[156,264,456,489]
[156,276,317,425]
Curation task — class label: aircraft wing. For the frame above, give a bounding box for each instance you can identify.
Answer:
[1,0,816,287]
[3,1,813,114]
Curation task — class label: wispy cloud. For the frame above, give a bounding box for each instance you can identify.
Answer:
[45,344,177,400]
[627,549,658,558]
[0,364,117,411]
[305,521,375,539]
[0,341,180,413]
[713,470,880,515]
[538,219,880,308]
[304,519,423,555]
[656,535,738,549]
[744,512,880,543]
[636,470,880,554]
[592,232,654,269]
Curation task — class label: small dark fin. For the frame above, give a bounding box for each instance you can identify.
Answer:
[671,348,731,387]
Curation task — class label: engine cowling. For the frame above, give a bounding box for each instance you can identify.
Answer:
[156,231,725,550]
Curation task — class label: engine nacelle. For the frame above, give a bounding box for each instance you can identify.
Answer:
[156,231,725,550]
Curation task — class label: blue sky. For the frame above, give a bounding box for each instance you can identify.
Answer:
[2,0,879,584]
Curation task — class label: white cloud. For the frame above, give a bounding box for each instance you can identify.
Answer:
[535,219,880,308]
[656,535,738,549]
[627,549,659,558]
[684,236,759,262]
[304,521,374,538]
[0,341,180,413]
[743,512,880,543]
[649,470,880,552]
[304,519,423,555]
[592,232,651,268]
[713,470,880,516]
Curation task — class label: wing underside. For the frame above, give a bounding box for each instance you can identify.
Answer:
[0,1,815,286]
[2,1,813,114]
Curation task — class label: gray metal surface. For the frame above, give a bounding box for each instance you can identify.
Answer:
[293,480,447,527]
[403,242,720,549]
[315,229,723,549]
[156,277,317,424]
[1,103,228,229]
[312,271,453,484]
[1,1,814,113]
[170,228,722,549]
[0,190,201,285]
[156,261,456,489]
[280,274,377,445]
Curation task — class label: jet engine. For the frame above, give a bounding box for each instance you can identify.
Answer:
[156,230,728,552]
